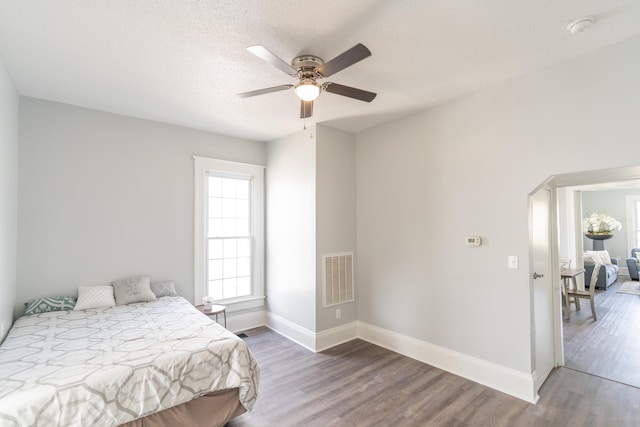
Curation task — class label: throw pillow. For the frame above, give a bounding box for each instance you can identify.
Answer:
[583,253,602,265]
[586,250,612,265]
[74,285,116,310]
[24,296,77,316]
[111,275,156,305]
[150,281,178,297]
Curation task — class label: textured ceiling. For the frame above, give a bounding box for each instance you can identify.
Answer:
[1,1,639,141]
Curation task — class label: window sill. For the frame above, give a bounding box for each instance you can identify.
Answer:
[218,296,265,312]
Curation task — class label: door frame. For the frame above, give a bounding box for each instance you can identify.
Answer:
[531,165,640,391]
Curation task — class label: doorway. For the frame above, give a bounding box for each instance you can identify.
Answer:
[558,181,640,388]
[532,164,640,393]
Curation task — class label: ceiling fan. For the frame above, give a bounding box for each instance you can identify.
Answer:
[237,43,377,119]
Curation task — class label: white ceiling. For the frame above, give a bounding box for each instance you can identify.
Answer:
[1,1,639,142]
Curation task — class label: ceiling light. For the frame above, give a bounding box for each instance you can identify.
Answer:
[294,81,321,101]
[567,16,594,34]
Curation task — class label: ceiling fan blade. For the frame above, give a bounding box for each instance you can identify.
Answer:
[316,43,371,77]
[247,45,298,76]
[237,85,293,98]
[300,100,313,118]
[324,83,377,102]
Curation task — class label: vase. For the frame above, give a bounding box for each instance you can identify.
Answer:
[204,302,213,311]
[585,233,613,251]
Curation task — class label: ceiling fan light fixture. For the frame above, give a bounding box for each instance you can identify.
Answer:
[294,81,321,101]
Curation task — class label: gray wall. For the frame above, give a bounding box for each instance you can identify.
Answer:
[0,58,18,337]
[582,188,640,261]
[356,34,640,373]
[266,125,357,333]
[266,128,317,331]
[316,125,357,330]
[16,98,266,316]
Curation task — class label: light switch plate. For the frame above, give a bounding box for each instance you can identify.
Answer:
[508,255,519,269]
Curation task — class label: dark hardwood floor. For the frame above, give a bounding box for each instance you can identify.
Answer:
[563,277,640,389]
[229,326,640,427]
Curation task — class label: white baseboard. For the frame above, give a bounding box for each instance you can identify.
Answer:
[357,321,537,403]
[242,312,537,403]
[264,313,358,353]
[265,311,316,352]
[315,322,358,352]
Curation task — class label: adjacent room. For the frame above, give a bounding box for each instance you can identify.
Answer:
[558,184,640,390]
[2,1,640,426]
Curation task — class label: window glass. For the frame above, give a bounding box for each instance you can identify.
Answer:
[207,175,252,300]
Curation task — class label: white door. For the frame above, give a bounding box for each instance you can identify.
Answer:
[531,187,555,393]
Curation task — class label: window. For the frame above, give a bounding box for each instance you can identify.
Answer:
[194,157,264,310]
[626,195,640,250]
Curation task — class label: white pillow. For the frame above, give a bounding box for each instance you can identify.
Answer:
[583,253,602,264]
[111,275,156,305]
[586,250,612,265]
[150,281,178,298]
[74,285,116,310]
[583,253,596,263]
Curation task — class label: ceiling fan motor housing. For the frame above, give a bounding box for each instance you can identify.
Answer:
[292,55,324,71]
[292,55,324,81]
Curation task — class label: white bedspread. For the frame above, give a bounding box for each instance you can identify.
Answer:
[0,297,259,427]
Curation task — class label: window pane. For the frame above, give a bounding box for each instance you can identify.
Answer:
[208,239,223,260]
[237,257,251,277]
[222,199,236,218]
[223,258,237,278]
[237,238,250,257]
[223,278,237,298]
[222,178,236,198]
[236,218,249,236]
[208,259,223,280]
[237,277,251,296]
[237,180,249,199]
[223,239,237,258]
[207,218,222,238]
[208,176,223,197]
[208,280,223,300]
[221,218,235,237]
[208,197,222,218]
[237,199,249,217]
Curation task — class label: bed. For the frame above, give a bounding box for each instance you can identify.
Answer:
[0,296,259,427]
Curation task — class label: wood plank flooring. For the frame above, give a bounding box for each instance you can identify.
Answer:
[563,278,640,388]
[228,327,640,427]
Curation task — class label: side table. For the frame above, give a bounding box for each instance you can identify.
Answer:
[195,304,227,328]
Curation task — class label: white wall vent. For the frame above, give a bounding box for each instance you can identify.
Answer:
[322,252,354,307]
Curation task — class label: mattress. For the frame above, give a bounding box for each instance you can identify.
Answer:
[0,297,259,427]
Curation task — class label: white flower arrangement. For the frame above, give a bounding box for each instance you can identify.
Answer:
[582,213,622,234]
[202,296,215,304]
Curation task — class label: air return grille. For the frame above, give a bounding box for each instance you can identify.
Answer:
[322,252,354,307]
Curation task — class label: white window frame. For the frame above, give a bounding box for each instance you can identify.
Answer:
[625,195,640,253]
[194,156,265,311]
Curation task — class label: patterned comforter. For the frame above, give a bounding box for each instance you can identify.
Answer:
[0,297,259,427]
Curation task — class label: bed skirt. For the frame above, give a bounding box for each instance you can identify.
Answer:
[120,389,245,427]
